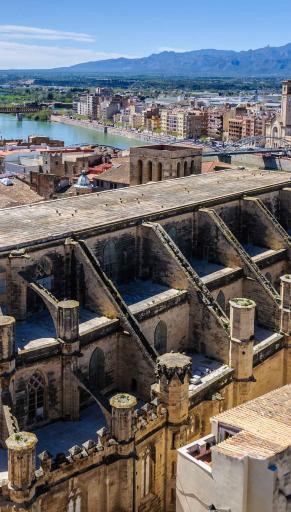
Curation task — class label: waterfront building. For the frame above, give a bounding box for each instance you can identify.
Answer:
[161,109,207,139]
[177,384,291,512]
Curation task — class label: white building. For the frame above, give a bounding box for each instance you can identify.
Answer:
[177,385,291,512]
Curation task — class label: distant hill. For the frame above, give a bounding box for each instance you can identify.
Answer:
[58,43,291,76]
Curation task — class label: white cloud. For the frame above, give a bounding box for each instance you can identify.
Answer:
[0,25,94,43]
[0,41,128,69]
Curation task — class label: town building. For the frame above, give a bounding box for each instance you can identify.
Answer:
[266,79,291,144]
[177,384,291,512]
[161,110,207,139]
[0,167,290,511]
[227,114,268,141]
[129,144,202,184]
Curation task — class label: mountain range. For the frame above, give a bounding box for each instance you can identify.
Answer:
[59,43,291,76]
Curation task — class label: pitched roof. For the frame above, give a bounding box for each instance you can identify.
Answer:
[213,385,291,459]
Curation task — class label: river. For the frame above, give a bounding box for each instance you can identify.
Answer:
[0,114,143,149]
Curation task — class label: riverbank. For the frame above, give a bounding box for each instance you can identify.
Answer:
[50,115,178,145]
[0,113,143,149]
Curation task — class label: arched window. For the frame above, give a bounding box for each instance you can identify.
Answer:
[184,161,188,176]
[157,162,163,181]
[147,161,153,181]
[154,321,167,354]
[177,162,181,177]
[28,372,45,423]
[190,160,195,174]
[15,379,27,429]
[137,160,143,184]
[68,489,82,512]
[89,347,105,390]
[141,447,153,498]
[103,240,117,280]
[216,290,226,311]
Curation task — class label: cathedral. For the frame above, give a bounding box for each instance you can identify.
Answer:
[266,79,291,144]
[0,164,290,511]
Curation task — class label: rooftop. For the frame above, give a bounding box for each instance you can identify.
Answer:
[0,177,43,208]
[0,169,289,251]
[213,384,291,459]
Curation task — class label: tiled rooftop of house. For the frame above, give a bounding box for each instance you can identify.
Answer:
[0,169,290,251]
[212,385,291,459]
[0,176,43,208]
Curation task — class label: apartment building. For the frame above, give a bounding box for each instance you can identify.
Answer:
[161,109,207,138]
[228,115,268,141]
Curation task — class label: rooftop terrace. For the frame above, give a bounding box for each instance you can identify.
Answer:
[0,169,290,251]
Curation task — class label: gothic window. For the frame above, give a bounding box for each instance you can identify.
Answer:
[27,372,45,423]
[67,489,81,512]
[154,321,167,354]
[15,379,27,429]
[103,240,118,280]
[190,160,195,174]
[137,160,143,184]
[184,161,188,176]
[141,448,152,498]
[171,461,176,477]
[177,162,181,177]
[89,347,105,390]
[216,290,226,311]
[147,161,153,181]
[157,162,163,181]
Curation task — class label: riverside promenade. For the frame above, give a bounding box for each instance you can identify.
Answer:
[50,115,178,145]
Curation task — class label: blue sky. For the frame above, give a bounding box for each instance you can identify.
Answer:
[1,0,291,68]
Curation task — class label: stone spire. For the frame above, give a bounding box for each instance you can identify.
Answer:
[156,352,191,424]
[229,298,256,380]
[6,431,37,504]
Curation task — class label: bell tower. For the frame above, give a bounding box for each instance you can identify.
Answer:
[281,80,291,136]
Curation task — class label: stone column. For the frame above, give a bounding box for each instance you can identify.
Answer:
[57,300,79,342]
[0,315,16,363]
[156,352,192,424]
[156,352,192,512]
[229,298,256,380]
[0,316,16,446]
[58,300,80,421]
[6,431,37,504]
[110,393,137,443]
[8,250,29,320]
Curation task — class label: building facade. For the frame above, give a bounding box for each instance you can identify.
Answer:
[266,79,291,144]
[129,144,202,185]
[177,383,291,512]
[0,169,290,510]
